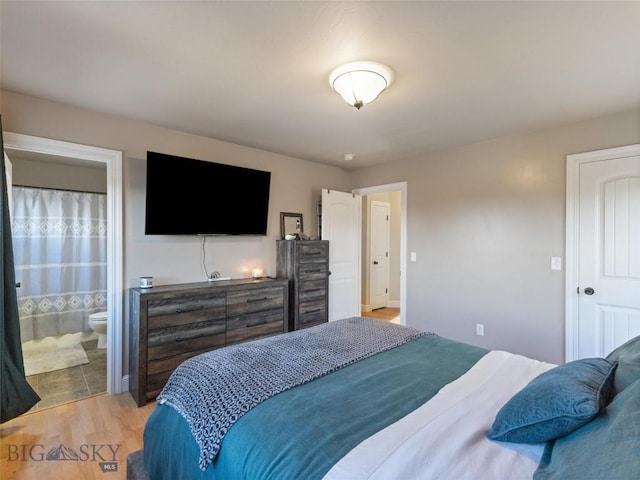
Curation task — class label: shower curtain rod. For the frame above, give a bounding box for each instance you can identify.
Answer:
[12,184,106,195]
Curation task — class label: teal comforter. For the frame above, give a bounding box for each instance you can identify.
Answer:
[143,333,487,480]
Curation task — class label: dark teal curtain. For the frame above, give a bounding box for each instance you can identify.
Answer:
[1,116,40,423]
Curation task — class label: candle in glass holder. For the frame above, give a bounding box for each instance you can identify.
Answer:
[252,267,263,279]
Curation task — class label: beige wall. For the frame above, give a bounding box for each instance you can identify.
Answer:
[9,155,107,193]
[350,108,640,364]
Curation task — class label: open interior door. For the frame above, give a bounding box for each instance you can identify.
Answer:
[321,189,361,321]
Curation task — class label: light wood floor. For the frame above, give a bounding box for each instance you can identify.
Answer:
[362,307,400,323]
[1,312,401,479]
[0,392,154,480]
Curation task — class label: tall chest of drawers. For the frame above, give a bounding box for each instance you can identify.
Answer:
[276,240,329,331]
[128,278,288,406]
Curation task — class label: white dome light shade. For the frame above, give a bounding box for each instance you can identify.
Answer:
[329,62,393,109]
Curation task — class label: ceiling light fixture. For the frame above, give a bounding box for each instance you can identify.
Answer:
[329,61,393,110]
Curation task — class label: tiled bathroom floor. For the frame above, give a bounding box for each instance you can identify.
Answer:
[25,339,106,411]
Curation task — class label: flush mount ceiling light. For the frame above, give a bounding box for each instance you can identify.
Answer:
[329,61,393,110]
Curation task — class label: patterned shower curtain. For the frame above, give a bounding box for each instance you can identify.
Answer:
[11,186,107,342]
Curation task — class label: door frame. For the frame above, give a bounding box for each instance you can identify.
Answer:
[565,143,640,361]
[353,182,407,325]
[4,132,124,394]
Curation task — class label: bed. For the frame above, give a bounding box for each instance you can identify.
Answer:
[130,317,640,480]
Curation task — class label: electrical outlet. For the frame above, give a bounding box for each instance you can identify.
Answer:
[476,323,484,336]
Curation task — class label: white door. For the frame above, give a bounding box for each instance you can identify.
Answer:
[321,189,361,321]
[567,144,640,360]
[369,200,390,310]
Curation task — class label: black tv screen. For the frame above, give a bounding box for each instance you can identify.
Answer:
[145,151,271,235]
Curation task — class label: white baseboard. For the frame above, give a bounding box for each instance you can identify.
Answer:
[121,374,129,393]
[361,304,372,313]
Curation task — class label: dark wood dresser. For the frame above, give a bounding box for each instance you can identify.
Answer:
[276,240,329,331]
[128,277,288,406]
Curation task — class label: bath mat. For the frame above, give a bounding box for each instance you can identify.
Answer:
[22,334,90,376]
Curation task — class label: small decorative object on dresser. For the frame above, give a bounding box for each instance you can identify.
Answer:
[128,277,288,406]
[276,240,329,331]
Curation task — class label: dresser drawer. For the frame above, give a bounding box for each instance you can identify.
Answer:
[147,318,225,361]
[147,346,217,378]
[147,294,226,330]
[227,286,285,316]
[297,320,325,330]
[146,345,220,399]
[226,309,284,345]
[299,278,326,301]
[298,299,327,326]
[297,243,328,262]
[145,318,226,398]
[299,262,327,280]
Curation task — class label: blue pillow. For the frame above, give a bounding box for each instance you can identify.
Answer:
[487,358,617,444]
[534,377,640,479]
[606,335,640,396]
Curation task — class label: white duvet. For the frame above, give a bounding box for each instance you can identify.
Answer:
[323,351,555,480]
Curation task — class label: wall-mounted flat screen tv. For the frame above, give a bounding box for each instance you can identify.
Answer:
[145,151,271,235]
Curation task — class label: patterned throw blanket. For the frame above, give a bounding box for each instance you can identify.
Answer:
[157,316,428,471]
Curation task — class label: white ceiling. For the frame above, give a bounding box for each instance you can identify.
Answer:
[1,1,639,170]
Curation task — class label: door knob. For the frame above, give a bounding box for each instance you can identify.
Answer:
[583,287,595,295]
[373,261,379,265]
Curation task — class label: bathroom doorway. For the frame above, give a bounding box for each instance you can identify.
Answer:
[4,132,123,409]
[9,153,108,409]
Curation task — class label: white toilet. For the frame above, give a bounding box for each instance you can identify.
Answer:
[89,311,108,348]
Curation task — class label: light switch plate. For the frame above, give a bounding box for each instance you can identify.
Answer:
[410,252,417,262]
[551,257,562,271]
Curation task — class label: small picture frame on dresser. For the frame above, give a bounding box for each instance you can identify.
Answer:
[280,212,303,239]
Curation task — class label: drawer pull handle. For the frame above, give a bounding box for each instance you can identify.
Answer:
[246,320,267,328]
[247,297,269,303]
[305,308,322,314]
[306,269,323,274]
[175,306,204,314]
